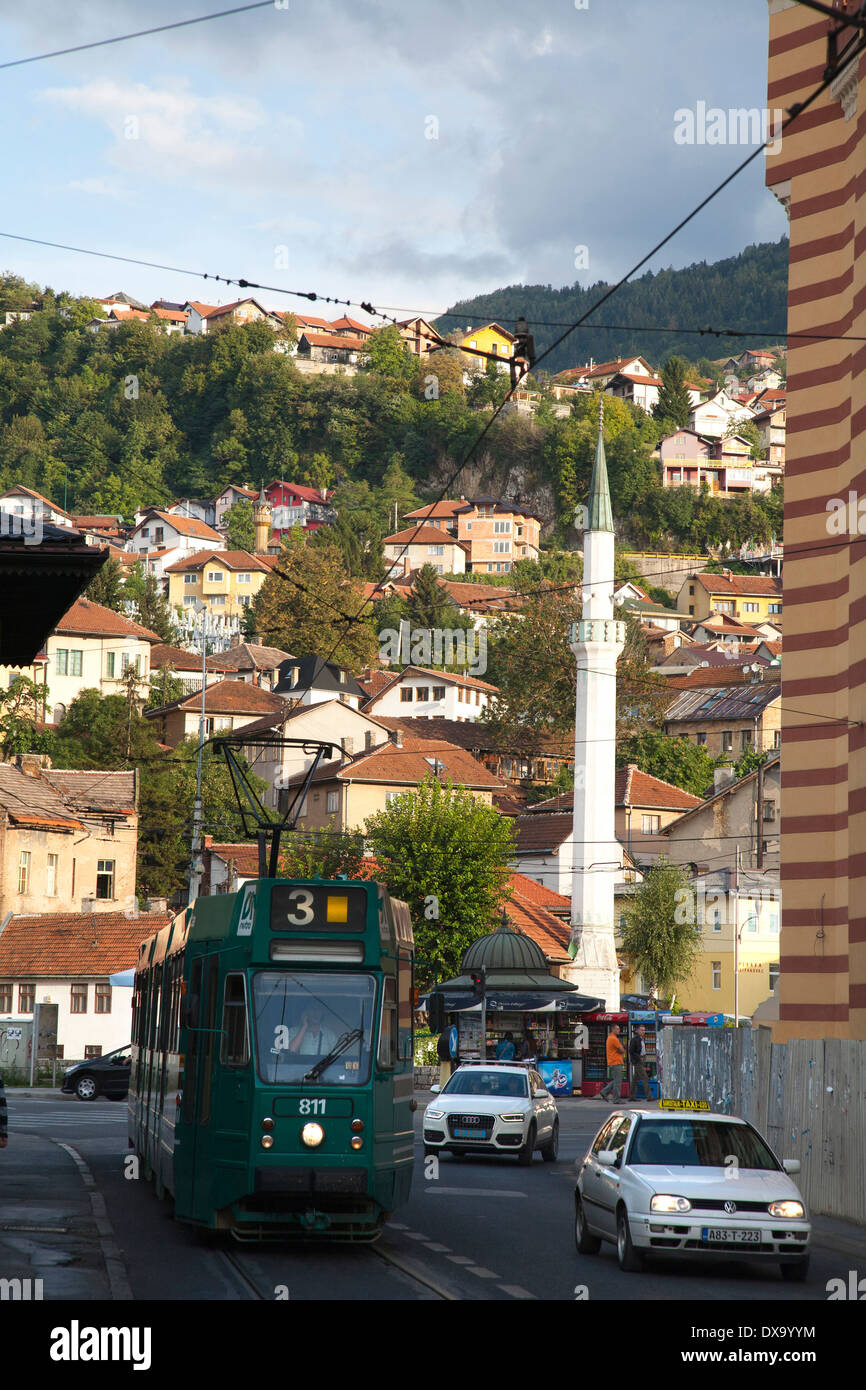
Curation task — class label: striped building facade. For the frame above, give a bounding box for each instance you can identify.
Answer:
[766,0,865,1039]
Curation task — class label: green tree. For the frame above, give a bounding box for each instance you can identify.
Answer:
[299,452,336,493]
[278,823,367,879]
[250,531,378,670]
[365,777,515,987]
[365,324,415,382]
[85,555,125,611]
[0,675,51,755]
[618,858,701,1000]
[617,728,718,797]
[224,499,255,551]
[124,561,176,642]
[653,356,692,432]
[731,745,769,780]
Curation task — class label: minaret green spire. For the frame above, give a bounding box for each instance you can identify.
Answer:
[587,394,614,533]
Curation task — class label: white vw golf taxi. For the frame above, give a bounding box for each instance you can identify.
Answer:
[574,1107,811,1280]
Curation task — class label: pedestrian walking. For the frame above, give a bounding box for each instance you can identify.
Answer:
[0,1072,7,1148]
[436,1029,454,1087]
[598,1024,624,1102]
[495,1031,516,1060]
[628,1024,652,1101]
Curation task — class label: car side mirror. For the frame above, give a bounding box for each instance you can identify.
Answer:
[597,1149,617,1167]
[532,1087,548,1098]
[430,1084,441,1094]
[782,1158,800,1175]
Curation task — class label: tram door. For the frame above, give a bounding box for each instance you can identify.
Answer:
[176,950,220,1222]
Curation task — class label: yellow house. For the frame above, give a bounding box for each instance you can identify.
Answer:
[165,549,274,620]
[457,323,515,373]
[677,571,782,624]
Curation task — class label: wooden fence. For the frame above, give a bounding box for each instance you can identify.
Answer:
[657,1028,866,1225]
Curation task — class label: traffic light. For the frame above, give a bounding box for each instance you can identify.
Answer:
[468,967,487,1003]
[427,992,446,1033]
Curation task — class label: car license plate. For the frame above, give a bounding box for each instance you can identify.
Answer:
[454,1127,485,1138]
[701,1227,761,1243]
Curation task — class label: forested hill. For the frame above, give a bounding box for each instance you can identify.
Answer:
[437,238,789,375]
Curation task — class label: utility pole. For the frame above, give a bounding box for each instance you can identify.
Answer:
[756,757,764,869]
[733,844,740,1024]
[188,605,209,905]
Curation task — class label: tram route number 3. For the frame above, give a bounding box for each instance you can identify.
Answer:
[299,1098,327,1115]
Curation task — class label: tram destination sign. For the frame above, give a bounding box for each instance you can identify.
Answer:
[270,884,368,932]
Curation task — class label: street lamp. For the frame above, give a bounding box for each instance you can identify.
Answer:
[188,601,209,905]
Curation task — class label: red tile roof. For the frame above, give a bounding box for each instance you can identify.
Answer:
[384,524,466,546]
[335,734,504,789]
[0,911,172,977]
[150,642,204,672]
[265,481,335,505]
[299,331,368,351]
[134,510,223,542]
[529,766,700,815]
[665,666,781,690]
[164,548,272,574]
[54,596,160,643]
[329,316,373,334]
[403,500,465,520]
[362,666,499,708]
[692,572,782,598]
[146,679,288,717]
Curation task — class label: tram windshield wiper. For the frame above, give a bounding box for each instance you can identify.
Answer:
[302,1027,364,1083]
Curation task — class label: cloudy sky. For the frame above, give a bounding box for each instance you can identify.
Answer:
[0,0,788,320]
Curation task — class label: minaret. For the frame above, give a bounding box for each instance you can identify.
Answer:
[567,398,625,1009]
[253,483,272,554]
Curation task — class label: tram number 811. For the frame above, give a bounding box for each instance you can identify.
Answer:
[299,1098,327,1115]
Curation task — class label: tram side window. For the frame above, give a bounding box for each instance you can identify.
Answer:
[182,957,204,1125]
[377,976,397,1070]
[220,974,250,1067]
[200,956,219,1126]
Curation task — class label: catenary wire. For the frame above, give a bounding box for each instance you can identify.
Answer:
[0,2,274,71]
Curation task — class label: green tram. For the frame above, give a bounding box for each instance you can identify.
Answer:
[129,876,416,1240]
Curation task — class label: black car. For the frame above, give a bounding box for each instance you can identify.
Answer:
[61,1046,131,1101]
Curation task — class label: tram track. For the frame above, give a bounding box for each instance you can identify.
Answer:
[219,1232,456,1301]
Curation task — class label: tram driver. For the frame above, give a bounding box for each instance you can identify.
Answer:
[287,1004,339,1056]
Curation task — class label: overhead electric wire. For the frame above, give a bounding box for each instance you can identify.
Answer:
[0,2,274,71]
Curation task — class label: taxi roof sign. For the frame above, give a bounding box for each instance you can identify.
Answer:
[658,1098,711,1111]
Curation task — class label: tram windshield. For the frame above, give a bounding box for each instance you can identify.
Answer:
[253,972,377,1085]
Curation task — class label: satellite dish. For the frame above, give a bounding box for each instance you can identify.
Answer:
[743,664,752,673]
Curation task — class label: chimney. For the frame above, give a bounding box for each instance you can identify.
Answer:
[342,737,354,755]
[714,766,735,794]
[365,730,374,751]
[145,897,168,913]
[391,728,403,747]
[81,898,96,913]
[15,753,44,778]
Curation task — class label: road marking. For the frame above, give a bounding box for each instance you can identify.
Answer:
[389,1222,409,1230]
[468,1266,500,1279]
[424,1243,451,1253]
[445,1254,474,1265]
[52,1140,133,1301]
[425,1187,527,1198]
[405,1231,433,1241]
[498,1284,537,1299]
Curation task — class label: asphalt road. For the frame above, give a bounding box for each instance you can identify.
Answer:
[2,1093,861,1304]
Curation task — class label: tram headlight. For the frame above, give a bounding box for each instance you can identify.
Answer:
[262,1117,274,1131]
[350,1136,363,1151]
[351,1119,364,1133]
[261,1135,274,1149]
[301,1122,325,1148]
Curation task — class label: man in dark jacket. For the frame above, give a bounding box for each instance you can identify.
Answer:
[0,1073,7,1148]
[628,1026,652,1102]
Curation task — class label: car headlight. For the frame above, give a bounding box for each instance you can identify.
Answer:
[768,1199,805,1219]
[650,1194,692,1213]
[425,1109,445,1120]
[499,1113,526,1122]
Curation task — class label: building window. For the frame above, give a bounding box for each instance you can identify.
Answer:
[71,983,88,1014]
[722,731,733,752]
[211,594,226,606]
[740,730,751,750]
[237,572,252,584]
[773,730,781,749]
[184,574,198,585]
[46,853,58,897]
[428,545,444,556]
[154,528,164,544]
[696,732,707,745]
[493,540,511,553]
[769,603,781,614]
[493,520,511,533]
[207,571,224,582]
[18,851,30,894]
[415,687,429,701]
[385,791,405,806]
[95,984,111,1014]
[56,649,68,675]
[400,687,413,703]
[769,961,780,990]
[19,983,35,1013]
[763,801,775,822]
[641,814,660,834]
[0,981,11,1011]
[432,686,445,700]
[327,791,339,814]
[96,859,115,900]
[238,594,252,607]
[84,1046,102,1060]
[122,652,142,675]
[711,962,721,991]
[711,909,722,933]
